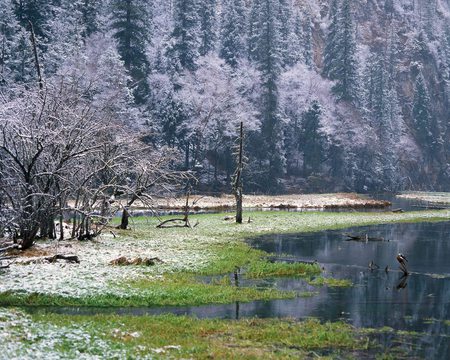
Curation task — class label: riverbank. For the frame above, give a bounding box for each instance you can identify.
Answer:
[1,209,450,358]
[152,192,391,210]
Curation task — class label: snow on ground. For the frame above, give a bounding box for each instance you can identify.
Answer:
[0,232,214,298]
[397,192,450,204]
[0,308,139,359]
[153,193,389,210]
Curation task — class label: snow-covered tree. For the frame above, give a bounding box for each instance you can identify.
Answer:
[199,0,217,56]
[332,0,359,102]
[220,0,247,68]
[110,0,152,103]
[165,0,200,73]
[412,69,439,158]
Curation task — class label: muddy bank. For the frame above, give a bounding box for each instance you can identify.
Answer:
[152,193,391,211]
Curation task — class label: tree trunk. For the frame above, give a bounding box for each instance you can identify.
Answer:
[233,122,244,224]
[119,207,129,229]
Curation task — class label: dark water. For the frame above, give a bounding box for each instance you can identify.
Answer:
[29,221,450,358]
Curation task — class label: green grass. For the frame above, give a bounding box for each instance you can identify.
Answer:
[307,276,353,287]
[26,311,369,359]
[0,275,296,307]
[1,209,449,308]
[245,260,321,278]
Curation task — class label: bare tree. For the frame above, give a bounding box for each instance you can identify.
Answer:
[0,80,188,249]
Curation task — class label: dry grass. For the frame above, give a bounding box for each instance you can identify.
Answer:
[151,193,390,210]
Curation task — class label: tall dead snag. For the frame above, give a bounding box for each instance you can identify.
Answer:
[28,21,43,91]
[232,122,244,224]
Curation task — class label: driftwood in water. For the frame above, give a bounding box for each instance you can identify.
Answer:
[344,233,386,242]
[266,256,318,265]
[391,208,404,213]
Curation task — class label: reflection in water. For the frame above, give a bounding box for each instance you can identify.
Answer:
[29,221,450,359]
[249,221,450,359]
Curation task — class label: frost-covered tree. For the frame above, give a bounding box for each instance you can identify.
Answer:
[166,0,200,73]
[12,0,51,38]
[110,0,152,103]
[220,0,247,68]
[332,0,359,102]
[199,0,217,56]
[303,14,313,69]
[248,0,285,190]
[300,100,326,176]
[278,0,291,66]
[0,0,25,85]
[285,10,304,66]
[322,0,339,79]
[412,69,439,158]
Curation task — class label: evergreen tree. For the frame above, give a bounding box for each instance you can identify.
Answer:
[0,0,24,84]
[322,0,339,79]
[219,0,246,68]
[80,0,100,38]
[166,0,200,73]
[199,0,217,56]
[303,14,313,69]
[247,0,262,62]
[248,0,284,190]
[110,0,152,103]
[285,10,304,66]
[332,0,358,102]
[12,0,51,38]
[412,69,439,157]
[300,100,325,176]
[278,0,291,66]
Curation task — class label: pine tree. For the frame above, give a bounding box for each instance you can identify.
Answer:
[303,14,313,69]
[248,0,284,189]
[79,0,100,38]
[166,0,200,73]
[0,0,24,84]
[332,0,358,102]
[220,0,246,68]
[13,0,51,38]
[412,69,439,157]
[110,0,152,103]
[278,0,291,66]
[199,0,217,56]
[285,10,304,66]
[322,0,339,79]
[300,100,325,176]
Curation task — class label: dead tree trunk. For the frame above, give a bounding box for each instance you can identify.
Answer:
[232,122,244,224]
[28,21,43,91]
[120,207,129,229]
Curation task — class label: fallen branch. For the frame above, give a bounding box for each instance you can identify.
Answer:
[343,233,386,242]
[21,254,80,265]
[109,256,163,266]
[0,244,21,253]
[156,218,191,228]
[266,256,318,265]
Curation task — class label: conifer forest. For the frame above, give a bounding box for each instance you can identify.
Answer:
[1,0,450,195]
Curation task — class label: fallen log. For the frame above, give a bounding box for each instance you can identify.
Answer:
[156,218,191,228]
[343,233,386,242]
[0,244,21,253]
[265,256,318,265]
[109,256,163,266]
[21,254,80,265]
